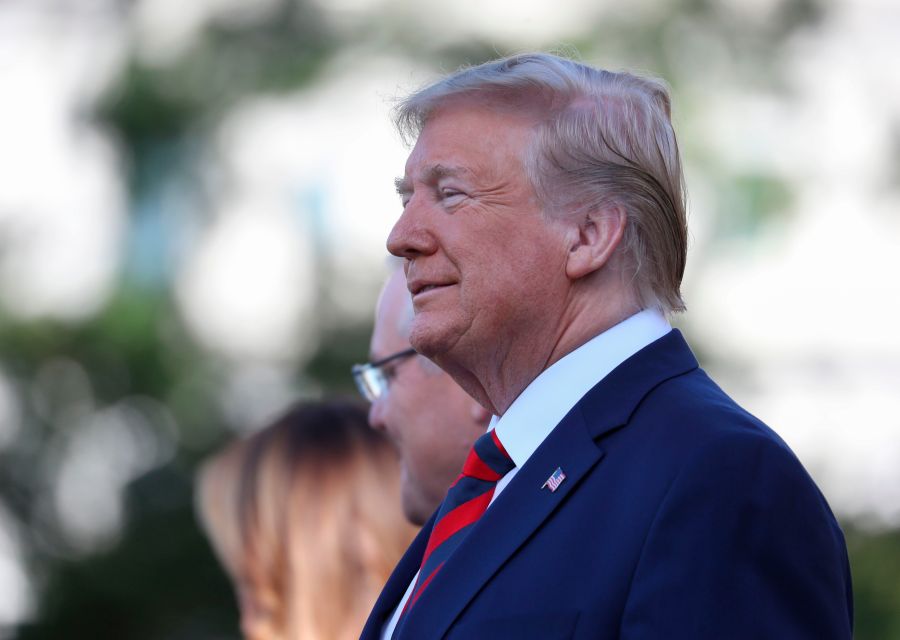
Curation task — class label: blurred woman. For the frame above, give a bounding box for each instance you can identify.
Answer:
[196,401,416,640]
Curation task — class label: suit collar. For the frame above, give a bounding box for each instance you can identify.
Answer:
[575,329,698,440]
[493,309,672,468]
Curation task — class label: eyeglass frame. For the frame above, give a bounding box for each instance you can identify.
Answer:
[351,347,417,402]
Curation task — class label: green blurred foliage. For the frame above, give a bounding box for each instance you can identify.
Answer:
[15,467,240,640]
[846,526,900,640]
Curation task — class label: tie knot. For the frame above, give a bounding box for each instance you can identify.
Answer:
[461,430,515,482]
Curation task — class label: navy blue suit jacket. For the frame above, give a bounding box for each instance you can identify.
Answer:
[361,331,853,639]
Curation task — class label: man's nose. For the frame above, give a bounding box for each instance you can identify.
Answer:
[387,199,437,259]
[368,397,387,432]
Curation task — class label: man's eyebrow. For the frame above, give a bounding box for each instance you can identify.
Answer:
[394,165,473,194]
[426,164,472,182]
[394,176,411,195]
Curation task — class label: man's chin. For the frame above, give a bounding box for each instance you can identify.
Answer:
[401,487,431,527]
[408,315,461,361]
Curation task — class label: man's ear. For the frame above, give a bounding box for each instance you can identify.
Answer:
[565,205,627,280]
[470,400,492,427]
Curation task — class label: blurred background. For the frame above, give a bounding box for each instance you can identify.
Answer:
[1,0,898,637]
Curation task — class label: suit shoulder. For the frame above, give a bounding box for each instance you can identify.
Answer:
[633,370,841,526]
[597,366,826,506]
[630,366,790,452]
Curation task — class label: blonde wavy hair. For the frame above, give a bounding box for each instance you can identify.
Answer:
[197,401,416,640]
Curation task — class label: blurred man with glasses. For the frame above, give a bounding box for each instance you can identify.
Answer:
[353,267,489,525]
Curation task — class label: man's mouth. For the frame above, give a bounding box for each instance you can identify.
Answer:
[409,280,455,297]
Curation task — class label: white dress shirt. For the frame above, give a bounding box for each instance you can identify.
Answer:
[381,309,672,639]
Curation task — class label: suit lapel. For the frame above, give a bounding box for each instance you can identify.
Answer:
[390,330,700,639]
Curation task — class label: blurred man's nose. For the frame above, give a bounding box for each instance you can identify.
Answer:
[368,397,387,432]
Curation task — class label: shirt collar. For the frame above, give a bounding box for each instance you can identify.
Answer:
[489,308,671,468]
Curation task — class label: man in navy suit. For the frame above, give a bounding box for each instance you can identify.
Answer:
[362,53,852,639]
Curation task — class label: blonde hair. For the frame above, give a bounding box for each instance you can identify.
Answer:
[394,52,688,313]
[197,401,416,640]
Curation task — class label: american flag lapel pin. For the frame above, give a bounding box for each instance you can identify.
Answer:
[541,467,567,493]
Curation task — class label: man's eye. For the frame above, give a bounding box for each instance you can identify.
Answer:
[382,365,399,380]
[441,188,465,201]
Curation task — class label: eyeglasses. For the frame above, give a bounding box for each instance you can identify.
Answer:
[351,347,417,402]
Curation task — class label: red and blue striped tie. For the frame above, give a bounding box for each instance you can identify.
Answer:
[398,429,515,622]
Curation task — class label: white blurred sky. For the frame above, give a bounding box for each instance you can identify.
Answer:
[1,0,899,623]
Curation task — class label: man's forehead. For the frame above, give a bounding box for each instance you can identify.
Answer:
[399,106,534,183]
[369,321,409,361]
[371,273,413,359]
